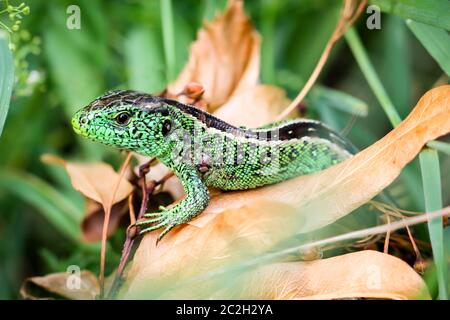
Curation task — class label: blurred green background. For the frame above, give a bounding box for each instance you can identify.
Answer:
[0,0,449,299]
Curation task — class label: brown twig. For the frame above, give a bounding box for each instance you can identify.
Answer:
[106,162,174,299]
[99,152,133,298]
[404,223,424,272]
[383,213,391,254]
[105,158,154,298]
[128,193,136,226]
[340,113,358,137]
[276,0,367,120]
[370,200,424,261]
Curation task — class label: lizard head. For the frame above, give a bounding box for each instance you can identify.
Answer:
[72,90,174,157]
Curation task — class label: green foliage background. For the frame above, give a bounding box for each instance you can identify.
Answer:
[0,0,449,299]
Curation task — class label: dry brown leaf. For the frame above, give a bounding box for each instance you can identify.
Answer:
[238,251,430,300]
[42,154,133,207]
[168,0,260,110]
[42,155,134,241]
[213,85,294,128]
[118,85,448,299]
[119,204,429,299]
[20,270,99,300]
[81,199,129,242]
[119,204,288,299]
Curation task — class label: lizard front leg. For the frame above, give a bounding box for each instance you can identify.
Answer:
[136,163,209,242]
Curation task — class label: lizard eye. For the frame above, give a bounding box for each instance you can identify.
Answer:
[115,112,131,125]
[162,119,172,136]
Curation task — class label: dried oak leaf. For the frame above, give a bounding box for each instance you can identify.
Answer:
[42,155,134,240]
[81,199,129,242]
[237,251,430,300]
[213,85,294,128]
[168,0,260,110]
[42,155,133,205]
[119,85,448,299]
[119,204,429,299]
[21,270,99,300]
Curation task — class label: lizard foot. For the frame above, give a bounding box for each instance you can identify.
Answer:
[136,208,180,242]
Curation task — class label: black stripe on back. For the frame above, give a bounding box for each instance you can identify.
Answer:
[274,121,358,153]
[161,98,357,153]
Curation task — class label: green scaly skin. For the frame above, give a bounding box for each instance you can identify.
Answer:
[72,90,354,242]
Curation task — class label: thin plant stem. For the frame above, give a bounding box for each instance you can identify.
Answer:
[419,149,448,299]
[107,168,174,299]
[99,152,133,298]
[344,27,402,127]
[383,213,390,254]
[161,0,176,82]
[276,0,367,120]
[181,206,450,287]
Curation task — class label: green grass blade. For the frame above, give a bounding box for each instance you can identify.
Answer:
[345,27,402,127]
[444,227,450,295]
[274,69,369,117]
[160,0,176,82]
[381,16,411,118]
[44,20,106,160]
[287,3,341,80]
[0,32,14,137]
[419,149,448,300]
[427,141,450,156]
[407,19,450,77]
[0,170,81,241]
[309,85,369,117]
[171,12,195,78]
[44,31,101,111]
[370,0,450,31]
[124,28,166,93]
[261,0,280,84]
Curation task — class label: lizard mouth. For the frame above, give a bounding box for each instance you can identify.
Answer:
[71,117,81,134]
[71,110,87,136]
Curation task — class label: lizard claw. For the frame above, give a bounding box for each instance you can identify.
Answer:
[143,212,162,218]
[142,206,167,219]
[136,209,180,242]
[156,224,176,245]
[137,220,167,234]
[136,212,165,226]
[139,216,164,224]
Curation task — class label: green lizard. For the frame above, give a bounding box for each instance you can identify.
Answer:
[72,90,355,241]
